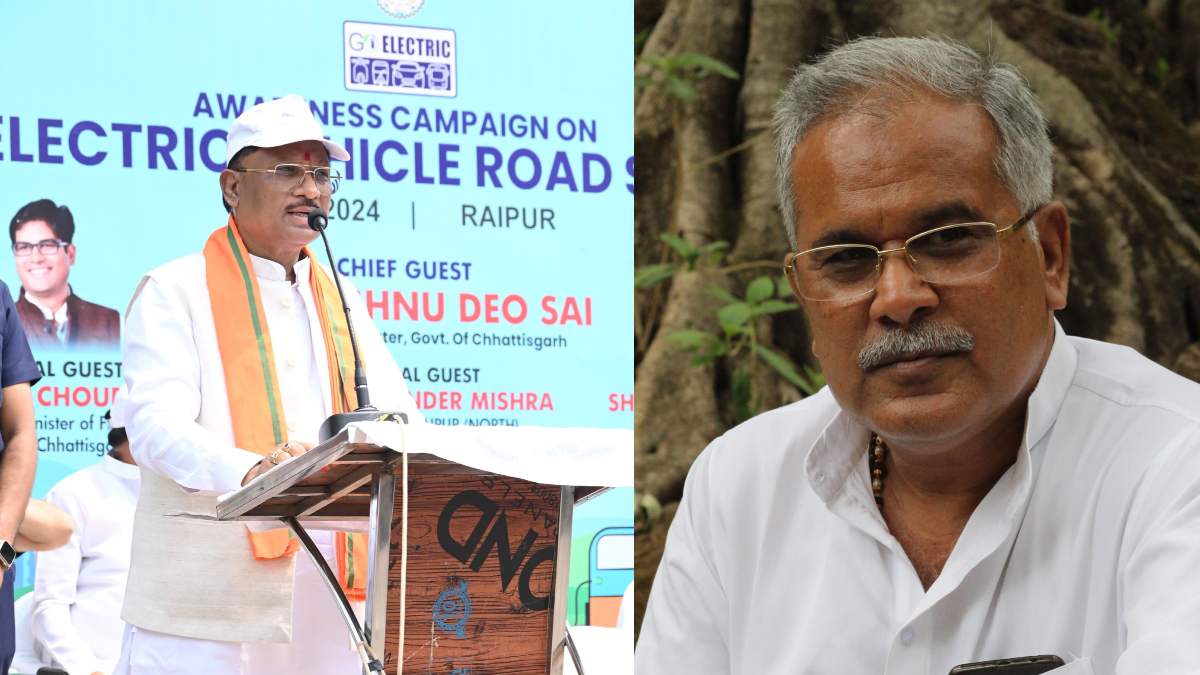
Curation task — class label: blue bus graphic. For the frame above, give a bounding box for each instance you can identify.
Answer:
[582,526,633,626]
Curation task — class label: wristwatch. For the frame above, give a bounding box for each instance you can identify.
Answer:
[0,540,15,570]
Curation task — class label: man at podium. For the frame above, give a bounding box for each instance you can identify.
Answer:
[114,96,423,675]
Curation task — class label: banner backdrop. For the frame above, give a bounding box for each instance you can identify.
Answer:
[2,0,632,631]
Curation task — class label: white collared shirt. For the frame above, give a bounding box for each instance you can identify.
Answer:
[637,322,1200,674]
[26,293,69,343]
[32,455,140,675]
[246,255,328,452]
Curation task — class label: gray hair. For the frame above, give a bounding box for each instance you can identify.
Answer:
[857,320,975,371]
[773,36,1053,249]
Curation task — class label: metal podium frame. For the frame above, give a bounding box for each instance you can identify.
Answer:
[213,432,604,674]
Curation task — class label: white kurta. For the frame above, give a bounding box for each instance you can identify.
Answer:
[637,323,1200,674]
[32,455,140,675]
[122,253,421,495]
[117,251,422,675]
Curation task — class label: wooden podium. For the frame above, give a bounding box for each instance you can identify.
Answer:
[214,428,600,675]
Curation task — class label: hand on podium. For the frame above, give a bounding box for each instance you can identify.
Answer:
[241,440,314,486]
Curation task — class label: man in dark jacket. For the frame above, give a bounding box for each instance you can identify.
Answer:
[8,199,120,349]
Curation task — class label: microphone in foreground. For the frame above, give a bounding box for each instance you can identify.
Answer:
[308,208,406,441]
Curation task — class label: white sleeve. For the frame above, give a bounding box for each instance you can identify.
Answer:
[31,486,101,675]
[122,275,262,492]
[635,444,731,674]
[1117,426,1200,673]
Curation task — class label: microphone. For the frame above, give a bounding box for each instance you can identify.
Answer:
[308,209,329,232]
[307,208,406,441]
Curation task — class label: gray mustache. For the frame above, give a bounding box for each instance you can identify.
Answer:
[857,322,975,371]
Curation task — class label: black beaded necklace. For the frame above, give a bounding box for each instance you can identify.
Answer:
[868,433,887,507]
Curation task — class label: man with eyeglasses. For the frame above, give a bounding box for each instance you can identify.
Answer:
[637,37,1200,674]
[8,200,120,349]
[114,95,423,674]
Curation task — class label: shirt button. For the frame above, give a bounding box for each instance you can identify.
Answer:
[901,627,914,645]
[287,422,297,433]
[281,296,294,309]
[285,356,297,369]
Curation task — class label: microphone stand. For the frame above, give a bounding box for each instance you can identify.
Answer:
[308,208,406,442]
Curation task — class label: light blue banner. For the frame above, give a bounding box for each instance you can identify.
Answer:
[1,0,632,629]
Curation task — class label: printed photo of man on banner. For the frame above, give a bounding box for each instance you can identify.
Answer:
[9,200,121,350]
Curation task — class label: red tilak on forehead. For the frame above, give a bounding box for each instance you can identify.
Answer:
[303,151,311,161]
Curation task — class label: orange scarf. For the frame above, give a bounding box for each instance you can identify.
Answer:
[204,216,369,601]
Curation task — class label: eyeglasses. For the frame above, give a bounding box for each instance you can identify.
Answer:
[12,239,68,257]
[783,210,1038,302]
[232,163,343,194]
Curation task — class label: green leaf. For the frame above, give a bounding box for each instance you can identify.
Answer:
[717,302,754,334]
[635,491,662,525]
[1155,57,1170,85]
[698,241,730,254]
[731,369,753,423]
[690,334,728,365]
[777,275,792,298]
[671,53,740,80]
[640,54,665,69]
[804,365,826,390]
[660,232,698,261]
[707,285,739,304]
[664,76,697,101]
[634,263,676,289]
[634,29,650,54]
[1086,9,1120,45]
[748,299,798,317]
[745,276,775,304]
[698,241,730,266]
[689,337,729,367]
[667,329,716,350]
[752,344,819,395]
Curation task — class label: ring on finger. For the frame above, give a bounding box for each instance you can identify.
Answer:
[268,449,287,465]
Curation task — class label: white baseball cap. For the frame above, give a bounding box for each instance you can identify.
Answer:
[224,94,350,164]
